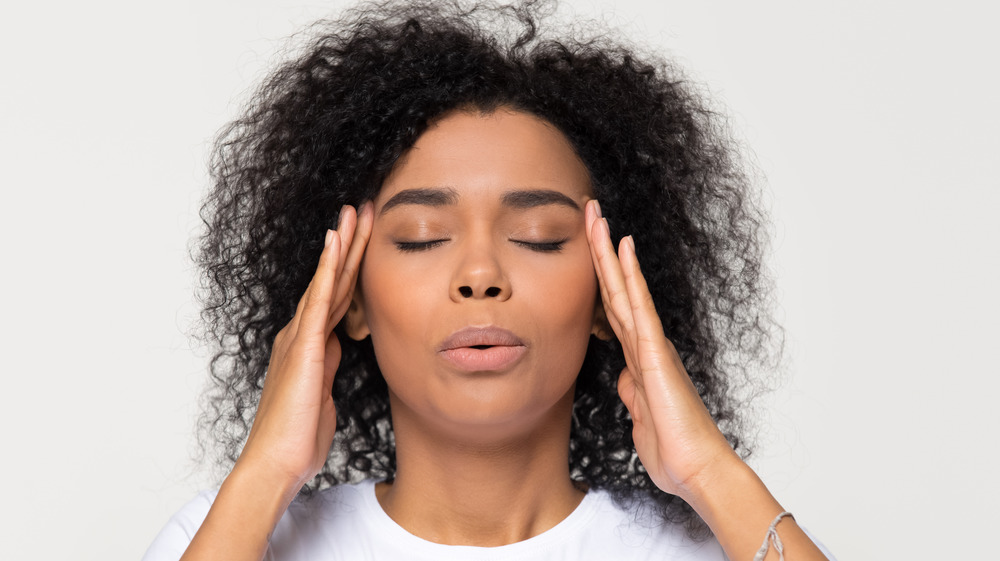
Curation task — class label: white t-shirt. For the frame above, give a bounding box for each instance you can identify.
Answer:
[143,480,835,561]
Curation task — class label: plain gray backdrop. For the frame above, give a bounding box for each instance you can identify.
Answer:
[2,1,997,559]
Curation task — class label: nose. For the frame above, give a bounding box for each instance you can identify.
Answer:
[449,240,511,302]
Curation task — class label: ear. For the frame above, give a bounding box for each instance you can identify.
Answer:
[343,289,371,341]
[591,299,614,342]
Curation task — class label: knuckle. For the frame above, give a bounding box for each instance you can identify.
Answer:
[610,291,631,311]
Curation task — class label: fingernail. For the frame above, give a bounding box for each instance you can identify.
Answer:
[625,235,635,254]
[593,200,603,218]
[325,229,334,248]
[602,217,610,233]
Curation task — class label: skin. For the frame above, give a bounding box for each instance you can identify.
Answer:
[180,109,828,561]
[348,109,599,545]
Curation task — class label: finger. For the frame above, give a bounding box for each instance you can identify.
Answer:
[589,213,637,348]
[286,206,351,338]
[584,202,626,337]
[619,236,668,348]
[299,228,342,338]
[322,325,343,391]
[619,237,698,407]
[334,205,358,280]
[584,201,610,293]
[285,279,311,341]
[329,201,374,327]
[584,200,602,277]
[590,229,625,339]
[617,367,643,426]
[341,202,373,296]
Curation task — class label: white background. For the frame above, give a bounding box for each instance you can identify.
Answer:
[2,1,997,559]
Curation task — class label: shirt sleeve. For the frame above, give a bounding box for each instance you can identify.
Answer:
[802,526,838,561]
[141,490,217,561]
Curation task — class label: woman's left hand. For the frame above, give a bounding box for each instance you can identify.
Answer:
[584,199,742,500]
[586,200,831,561]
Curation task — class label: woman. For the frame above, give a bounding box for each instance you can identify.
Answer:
[145,1,834,559]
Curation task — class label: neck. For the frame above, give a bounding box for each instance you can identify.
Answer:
[376,388,585,546]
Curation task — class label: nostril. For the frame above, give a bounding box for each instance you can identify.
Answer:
[485,287,500,297]
[459,286,473,298]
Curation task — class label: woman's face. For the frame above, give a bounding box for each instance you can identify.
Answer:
[353,108,599,441]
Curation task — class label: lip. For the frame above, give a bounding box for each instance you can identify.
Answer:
[438,326,527,372]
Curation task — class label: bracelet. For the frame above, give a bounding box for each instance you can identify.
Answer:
[752,511,794,561]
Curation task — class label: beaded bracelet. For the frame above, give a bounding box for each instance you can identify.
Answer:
[752,511,794,561]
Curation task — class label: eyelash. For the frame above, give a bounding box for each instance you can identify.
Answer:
[395,239,447,252]
[394,239,567,253]
[512,239,567,252]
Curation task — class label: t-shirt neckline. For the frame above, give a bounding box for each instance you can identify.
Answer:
[359,479,601,558]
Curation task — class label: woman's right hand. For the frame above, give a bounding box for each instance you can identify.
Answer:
[235,203,374,490]
[180,204,373,561]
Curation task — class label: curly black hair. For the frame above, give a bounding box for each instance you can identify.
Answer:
[196,0,780,537]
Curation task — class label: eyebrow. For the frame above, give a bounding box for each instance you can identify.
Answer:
[379,187,581,215]
[501,189,580,211]
[379,188,460,215]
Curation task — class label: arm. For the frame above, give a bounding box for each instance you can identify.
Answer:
[179,203,373,561]
[585,200,826,561]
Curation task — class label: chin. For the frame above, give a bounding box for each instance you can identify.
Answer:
[389,381,577,444]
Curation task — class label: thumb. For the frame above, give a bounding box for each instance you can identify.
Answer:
[617,367,643,426]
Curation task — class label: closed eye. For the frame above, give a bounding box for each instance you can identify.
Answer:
[511,239,568,252]
[395,239,448,252]
[396,239,567,252]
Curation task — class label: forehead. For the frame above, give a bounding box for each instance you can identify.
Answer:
[376,109,593,208]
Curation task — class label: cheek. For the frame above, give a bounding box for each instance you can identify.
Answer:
[524,249,599,355]
[357,252,425,355]
[357,247,454,394]
[536,248,598,314]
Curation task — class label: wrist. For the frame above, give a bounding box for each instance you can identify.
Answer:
[230,455,310,503]
[224,458,308,525]
[181,459,305,559]
[678,455,786,559]
[677,451,756,511]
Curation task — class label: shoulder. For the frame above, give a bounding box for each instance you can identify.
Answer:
[571,488,727,561]
[141,481,377,561]
[141,490,219,561]
[580,489,838,561]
